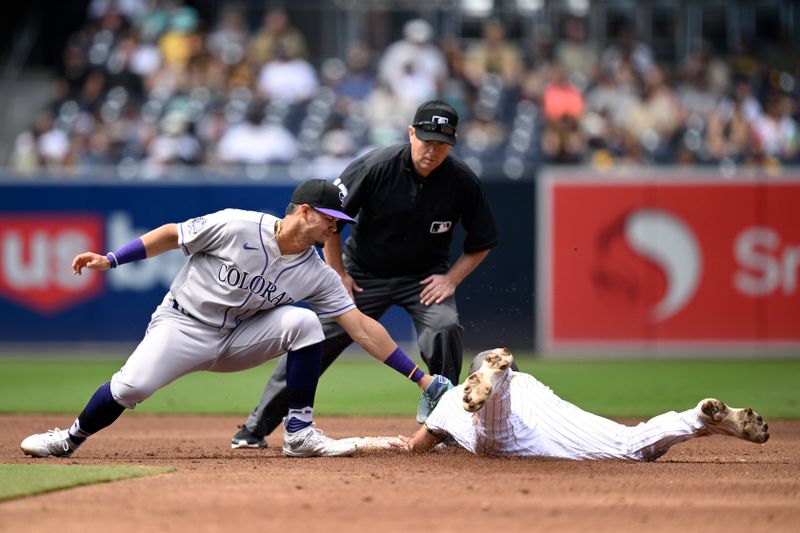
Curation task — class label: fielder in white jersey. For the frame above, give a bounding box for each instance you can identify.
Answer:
[20,179,453,459]
[390,348,769,460]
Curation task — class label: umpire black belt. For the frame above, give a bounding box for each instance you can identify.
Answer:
[171,299,196,320]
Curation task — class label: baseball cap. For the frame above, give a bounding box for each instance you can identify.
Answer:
[412,100,458,146]
[291,179,356,224]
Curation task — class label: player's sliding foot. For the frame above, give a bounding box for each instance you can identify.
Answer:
[462,347,514,413]
[697,398,769,444]
[21,428,79,458]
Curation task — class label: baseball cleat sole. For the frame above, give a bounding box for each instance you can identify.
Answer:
[698,398,769,444]
[462,347,513,413]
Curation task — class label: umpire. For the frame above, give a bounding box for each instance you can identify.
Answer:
[232,99,498,448]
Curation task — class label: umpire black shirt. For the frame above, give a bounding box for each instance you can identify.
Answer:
[337,144,498,278]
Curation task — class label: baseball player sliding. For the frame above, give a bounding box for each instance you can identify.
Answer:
[376,348,769,460]
[20,179,453,459]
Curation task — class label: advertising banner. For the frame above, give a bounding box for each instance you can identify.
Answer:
[0,180,536,348]
[538,173,800,353]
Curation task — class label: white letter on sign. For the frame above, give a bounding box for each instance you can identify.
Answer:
[3,231,48,288]
[733,227,780,296]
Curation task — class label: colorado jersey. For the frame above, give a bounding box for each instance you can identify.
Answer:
[171,209,355,329]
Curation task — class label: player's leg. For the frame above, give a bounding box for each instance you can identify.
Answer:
[620,398,768,461]
[232,322,352,448]
[230,273,392,448]
[218,306,356,457]
[22,309,219,457]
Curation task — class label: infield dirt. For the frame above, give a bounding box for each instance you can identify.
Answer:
[1,415,798,533]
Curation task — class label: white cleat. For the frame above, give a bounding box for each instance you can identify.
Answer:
[697,398,769,444]
[282,423,358,457]
[21,428,77,458]
[462,347,514,413]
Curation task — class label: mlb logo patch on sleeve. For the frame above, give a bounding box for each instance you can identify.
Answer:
[430,221,452,234]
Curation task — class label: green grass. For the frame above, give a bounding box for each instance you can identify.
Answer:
[0,464,174,502]
[0,355,798,418]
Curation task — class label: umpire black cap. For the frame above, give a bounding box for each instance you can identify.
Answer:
[291,179,356,224]
[412,100,458,146]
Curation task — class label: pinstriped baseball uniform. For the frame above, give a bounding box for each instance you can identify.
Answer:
[110,209,355,408]
[425,369,705,461]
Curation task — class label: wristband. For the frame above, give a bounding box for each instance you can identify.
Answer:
[106,238,147,269]
[384,347,425,383]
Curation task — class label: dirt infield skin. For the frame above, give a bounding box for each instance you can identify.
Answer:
[0,415,798,533]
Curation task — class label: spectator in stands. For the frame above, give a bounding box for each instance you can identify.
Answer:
[158,4,201,70]
[540,65,586,163]
[619,65,684,162]
[378,19,448,102]
[206,3,249,67]
[311,128,358,180]
[704,98,755,164]
[752,92,799,162]
[458,110,508,161]
[601,21,655,78]
[28,110,70,169]
[256,42,319,105]
[554,17,599,91]
[248,8,309,66]
[363,80,414,146]
[106,32,147,101]
[334,42,377,111]
[462,19,524,91]
[216,101,298,165]
[144,110,202,170]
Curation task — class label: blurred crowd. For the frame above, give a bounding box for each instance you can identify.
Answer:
[10,0,800,179]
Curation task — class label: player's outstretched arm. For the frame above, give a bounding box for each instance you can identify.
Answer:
[72,223,180,275]
[392,426,442,453]
[333,309,434,390]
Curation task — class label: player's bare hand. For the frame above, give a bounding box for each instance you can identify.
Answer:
[389,435,412,451]
[340,272,363,301]
[72,252,110,275]
[419,274,455,306]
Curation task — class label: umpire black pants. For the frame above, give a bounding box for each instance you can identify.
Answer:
[241,264,464,437]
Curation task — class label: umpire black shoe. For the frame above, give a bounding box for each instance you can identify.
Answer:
[231,426,268,449]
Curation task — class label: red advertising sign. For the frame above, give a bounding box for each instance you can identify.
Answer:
[0,214,104,314]
[538,174,800,352]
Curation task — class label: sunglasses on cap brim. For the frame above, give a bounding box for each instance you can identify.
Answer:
[413,122,456,136]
